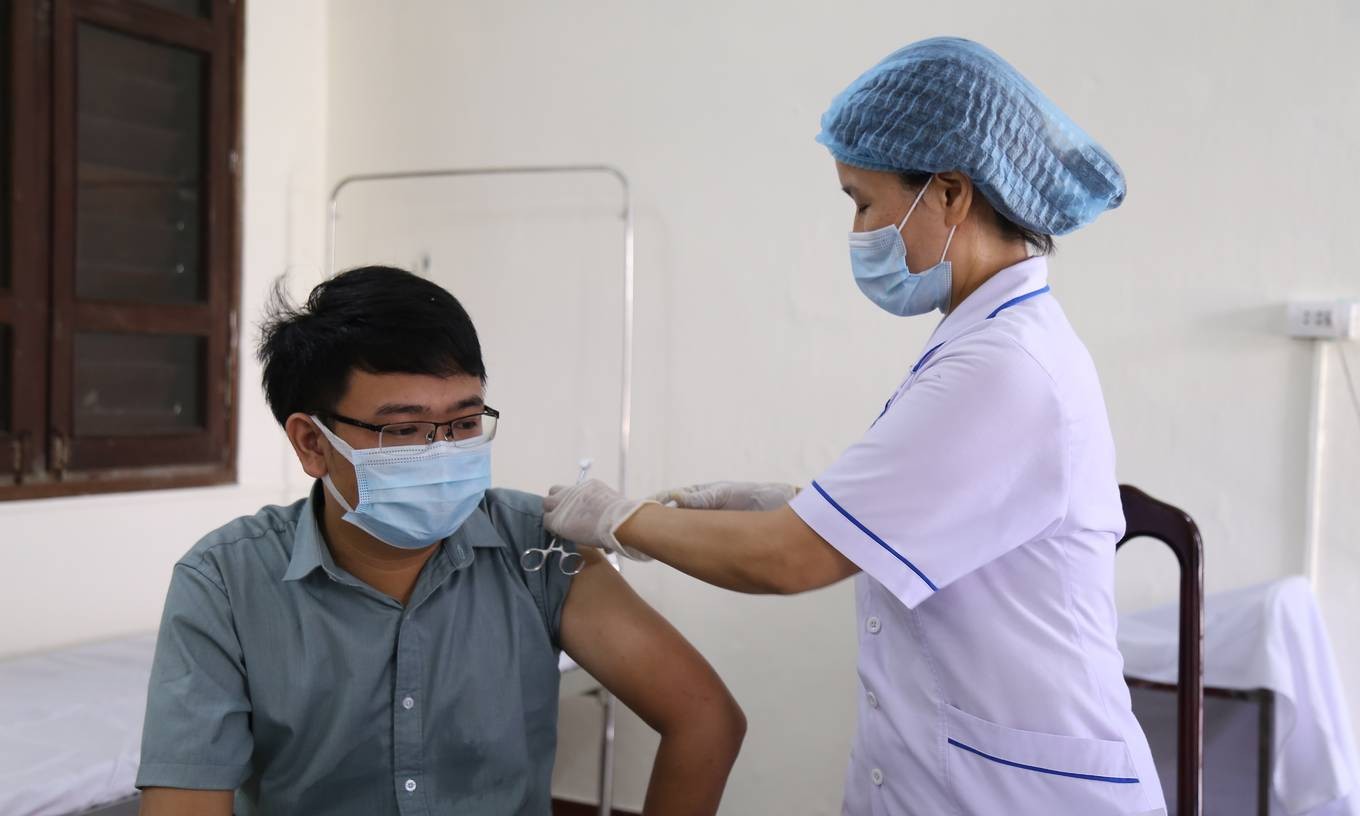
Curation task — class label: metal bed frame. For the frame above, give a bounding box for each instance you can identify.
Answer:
[327,164,635,816]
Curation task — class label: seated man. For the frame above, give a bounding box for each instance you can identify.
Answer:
[137,266,745,815]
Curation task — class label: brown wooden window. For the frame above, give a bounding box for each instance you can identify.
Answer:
[1,0,242,500]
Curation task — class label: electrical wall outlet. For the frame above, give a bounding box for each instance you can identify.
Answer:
[1287,300,1358,340]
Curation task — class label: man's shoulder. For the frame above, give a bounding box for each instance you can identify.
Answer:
[476,488,546,551]
[178,497,309,578]
[483,487,544,518]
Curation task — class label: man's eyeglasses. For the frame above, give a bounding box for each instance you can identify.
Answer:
[320,407,500,449]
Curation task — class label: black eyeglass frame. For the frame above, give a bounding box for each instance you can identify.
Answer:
[320,406,500,447]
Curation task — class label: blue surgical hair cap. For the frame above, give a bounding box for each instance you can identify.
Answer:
[817,37,1125,236]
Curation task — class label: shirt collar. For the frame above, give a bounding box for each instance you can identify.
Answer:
[925,255,1051,351]
[282,482,337,582]
[452,505,510,552]
[283,482,497,584]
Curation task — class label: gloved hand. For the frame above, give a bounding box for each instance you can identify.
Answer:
[543,479,655,561]
[650,481,799,512]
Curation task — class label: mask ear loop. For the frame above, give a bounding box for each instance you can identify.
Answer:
[310,415,357,461]
[897,175,933,232]
[939,223,958,264]
[900,176,959,267]
[899,177,940,277]
[311,415,361,513]
[322,474,358,514]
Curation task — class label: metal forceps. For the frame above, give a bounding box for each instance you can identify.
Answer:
[522,458,593,576]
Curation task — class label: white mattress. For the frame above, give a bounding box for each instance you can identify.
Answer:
[1120,576,1360,816]
[0,633,157,816]
[0,634,586,816]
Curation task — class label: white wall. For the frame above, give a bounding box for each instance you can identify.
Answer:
[326,2,1360,813]
[4,2,1356,815]
[0,0,330,656]
[1316,343,1360,745]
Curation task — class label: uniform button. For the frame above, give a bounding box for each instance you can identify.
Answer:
[866,691,879,709]
[402,696,415,710]
[866,616,882,635]
[404,778,417,793]
[871,768,884,786]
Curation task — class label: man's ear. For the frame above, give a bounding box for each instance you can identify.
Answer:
[285,414,329,479]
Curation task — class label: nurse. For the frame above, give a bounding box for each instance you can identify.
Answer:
[544,37,1165,816]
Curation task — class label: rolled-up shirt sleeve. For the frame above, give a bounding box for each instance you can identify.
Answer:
[790,334,1070,609]
[136,559,253,791]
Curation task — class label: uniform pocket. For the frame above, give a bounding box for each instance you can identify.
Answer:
[944,705,1151,816]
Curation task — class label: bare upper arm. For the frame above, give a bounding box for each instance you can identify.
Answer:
[765,506,859,594]
[559,549,743,735]
[139,787,234,816]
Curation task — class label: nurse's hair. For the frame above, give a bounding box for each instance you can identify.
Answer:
[898,171,1055,256]
[256,265,487,427]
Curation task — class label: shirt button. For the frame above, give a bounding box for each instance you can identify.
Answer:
[866,616,882,635]
[866,691,879,709]
[402,696,415,710]
[404,778,417,793]
[871,768,884,786]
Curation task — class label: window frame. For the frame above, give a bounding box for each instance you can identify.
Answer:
[1,0,54,488]
[0,0,242,501]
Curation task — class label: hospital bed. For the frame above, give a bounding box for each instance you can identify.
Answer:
[0,633,617,816]
[0,633,153,816]
[1112,486,1360,816]
[1122,572,1360,816]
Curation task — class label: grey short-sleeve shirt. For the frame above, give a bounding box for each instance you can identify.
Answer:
[137,484,574,816]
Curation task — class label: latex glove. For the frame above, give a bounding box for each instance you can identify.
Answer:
[543,479,655,561]
[651,481,799,512]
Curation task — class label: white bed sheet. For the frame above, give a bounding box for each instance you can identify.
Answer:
[1120,576,1360,816]
[0,633,157,816]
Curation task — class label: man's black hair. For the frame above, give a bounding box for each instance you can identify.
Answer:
[257,265,486,426]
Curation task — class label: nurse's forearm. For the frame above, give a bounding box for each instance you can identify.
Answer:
[617,505,843,594]
[617,505,778,591]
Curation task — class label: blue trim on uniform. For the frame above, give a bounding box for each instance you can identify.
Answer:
[873,399,892,426]
[911,342,946,374]
[810,480,937,592]
[947,739,1141,784]
[910,286,1050,379]
[986,285,1051,319]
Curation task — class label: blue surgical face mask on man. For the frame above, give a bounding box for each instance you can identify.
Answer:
[311,416,491,550]
[848,176,958,316]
